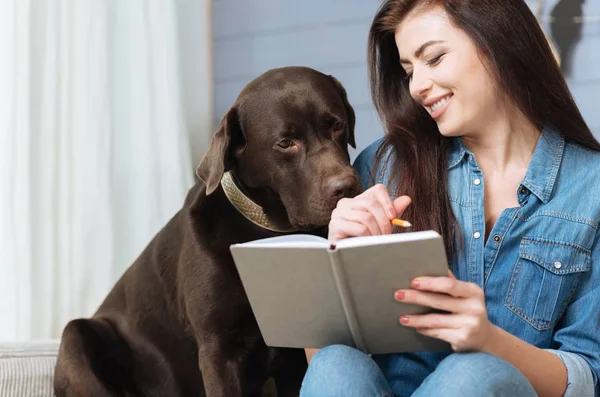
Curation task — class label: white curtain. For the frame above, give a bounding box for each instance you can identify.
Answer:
[0,0,202,341]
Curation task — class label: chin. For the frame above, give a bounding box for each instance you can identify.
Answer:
[436,121,462,138]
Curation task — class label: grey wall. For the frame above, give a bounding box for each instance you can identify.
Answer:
[212,0,382,161]
[176,0,213,168]
[536,0,600,139]
[212,0,600,163]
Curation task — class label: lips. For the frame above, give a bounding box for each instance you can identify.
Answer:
[430,96,450,112]
[423,94,453,120]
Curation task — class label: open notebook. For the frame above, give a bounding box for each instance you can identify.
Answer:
[230,230,451,354]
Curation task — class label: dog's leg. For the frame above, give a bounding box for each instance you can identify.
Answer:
[54,318,130,397]
[55,318,182,397]
[270,347,308,397]
[198,341,245,397]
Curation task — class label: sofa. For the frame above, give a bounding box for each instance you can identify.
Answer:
[0,340,60,397]
[0,340,280,397]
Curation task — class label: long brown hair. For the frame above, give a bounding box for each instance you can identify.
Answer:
[368,0,600,257]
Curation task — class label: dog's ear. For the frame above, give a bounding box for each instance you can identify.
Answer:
[329,75,356,148]
[196,107,243,195]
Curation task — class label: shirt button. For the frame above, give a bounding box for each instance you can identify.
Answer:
[519,187,527,195]
[493,235,501,242]
[473,232,481,239]
[473,178,481,185]
[554,261,562,269]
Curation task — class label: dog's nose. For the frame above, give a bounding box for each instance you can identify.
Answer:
[325,176,359,200]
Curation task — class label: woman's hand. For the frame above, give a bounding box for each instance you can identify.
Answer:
[328,184,412,242]
[395,271,495,352]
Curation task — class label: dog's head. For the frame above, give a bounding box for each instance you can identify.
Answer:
[196,66,361,231]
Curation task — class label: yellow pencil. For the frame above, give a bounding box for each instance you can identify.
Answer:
[392,218,412,228]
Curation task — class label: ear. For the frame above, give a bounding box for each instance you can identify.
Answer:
[196,107,243,195]
[329,75,356,148]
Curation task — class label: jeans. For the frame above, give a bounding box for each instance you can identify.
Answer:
[300,345,538,397]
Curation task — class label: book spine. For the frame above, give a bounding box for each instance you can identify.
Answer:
[328,248,368,354]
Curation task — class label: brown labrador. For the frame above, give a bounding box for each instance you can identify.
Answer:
[53,66,361,397]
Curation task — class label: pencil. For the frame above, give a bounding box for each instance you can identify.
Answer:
[392,218,412,228]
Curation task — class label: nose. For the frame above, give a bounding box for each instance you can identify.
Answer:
[408,68,432,101]
[325,175,360,200]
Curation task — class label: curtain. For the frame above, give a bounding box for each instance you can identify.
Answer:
[0,0,201,341]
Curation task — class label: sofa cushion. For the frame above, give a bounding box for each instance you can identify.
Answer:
[0,340,60,397]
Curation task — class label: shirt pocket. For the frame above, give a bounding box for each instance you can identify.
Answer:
[505,237,591,331]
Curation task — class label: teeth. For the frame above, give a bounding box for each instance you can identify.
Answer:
[429,96,450,112]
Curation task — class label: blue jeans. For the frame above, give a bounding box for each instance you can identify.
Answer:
[300,345,538,397]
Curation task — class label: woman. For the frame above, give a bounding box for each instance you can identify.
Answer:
[300,0,600,396]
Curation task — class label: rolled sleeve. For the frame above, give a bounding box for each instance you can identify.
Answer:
[550,230,600,396]
[545,349,595,397]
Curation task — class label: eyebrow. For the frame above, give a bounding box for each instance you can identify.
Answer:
[399,40,446,64]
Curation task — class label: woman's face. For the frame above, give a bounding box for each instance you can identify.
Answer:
[395,6,500,137]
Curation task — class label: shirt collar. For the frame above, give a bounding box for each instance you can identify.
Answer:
[521,127,564,204]
[447,137,467,169]
[447,127,564,204]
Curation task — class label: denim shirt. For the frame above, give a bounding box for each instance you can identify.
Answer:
[353,128,600,396]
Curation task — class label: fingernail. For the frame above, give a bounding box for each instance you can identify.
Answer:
[400,316,409,324]
[411,279,420,288]
[395,291,405,300]
[387,209,395,219]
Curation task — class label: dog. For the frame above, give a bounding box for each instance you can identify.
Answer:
[54,66,362,397]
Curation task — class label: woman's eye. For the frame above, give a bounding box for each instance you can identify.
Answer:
[333,121,345,131]
[277,139,295,149]
[426,53,444,66]
[403,54,443,82]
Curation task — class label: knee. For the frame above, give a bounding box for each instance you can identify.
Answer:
[431,352,536,396]
[438,352,520,379]
[300,345,392,397]
[309,344,370,366]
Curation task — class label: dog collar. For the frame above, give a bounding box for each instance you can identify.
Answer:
[220,171,297,233]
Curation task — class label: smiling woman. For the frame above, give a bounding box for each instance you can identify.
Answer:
[299,0,600,397]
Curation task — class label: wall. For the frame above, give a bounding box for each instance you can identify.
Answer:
[212,0,382,160]
[176,0,213,168]
[536,0,600,139]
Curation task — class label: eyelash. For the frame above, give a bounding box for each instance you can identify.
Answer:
[403,53,445,81]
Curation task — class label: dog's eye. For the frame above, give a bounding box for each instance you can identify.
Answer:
[277,139,295,149]
[332,121,345,132]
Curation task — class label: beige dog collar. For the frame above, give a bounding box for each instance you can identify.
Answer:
[220,171,297,233]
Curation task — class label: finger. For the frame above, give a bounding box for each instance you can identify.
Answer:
[448,270,456,279]
[334,194,386,217]
[410,276,482,299]
[414,327,456,345]
[363,205,393,235]
[328,219,373,242]
[400,313,469,329]
[395,289,465,313]
[357,184,395,219]
[369,188,412,234]
[349,186,395,234]
[331,200,386,236]
[338,210,383,236]
[392,195,412,220]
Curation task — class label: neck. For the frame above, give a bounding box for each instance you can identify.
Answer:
[220,171,297,233]
[460,112,541,173]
